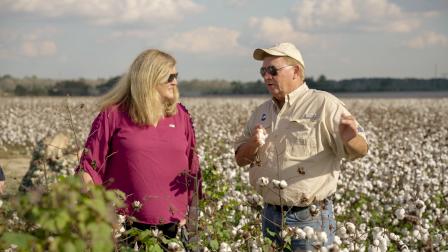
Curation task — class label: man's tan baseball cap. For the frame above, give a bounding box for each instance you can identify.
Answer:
[253,42,305,69]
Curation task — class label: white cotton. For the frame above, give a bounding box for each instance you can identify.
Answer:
[279,180,288,189]
[334,235,342,245]
[272,179,281,188]
[395,208,405,220]
[219,242,231,252]
[257,177,269,187]
[168,242,180,250]
[295,227,306,239]
[117,214,126,224]
[317,231,328,243]
[389,233,399,241]
[151,229,160,237]
[256,129,268,146]
[303,226,314,240]
[337,226,347,237]
[345,222,356,234]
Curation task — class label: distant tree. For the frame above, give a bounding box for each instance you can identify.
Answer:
[231,81,244,94]
[49,80,90,96]
[317,74,327,83]
[96,76,121,95]
[14,85,27,96]
[29,85,49,96]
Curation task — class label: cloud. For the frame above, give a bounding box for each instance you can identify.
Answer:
[248,17,313,46]
[20,39,57,57]
[163,26,243,54]
[0,0,205,25]
[0,27,58,59]
[406,32,448,49]
[223,0,249,7]
[294,0,359,29]
[293,0,423,33]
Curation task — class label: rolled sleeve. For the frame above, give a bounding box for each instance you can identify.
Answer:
[180,104,203,204]
[76,109,116,185]
[326,99,366,159]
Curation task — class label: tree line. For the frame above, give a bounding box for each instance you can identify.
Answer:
[0,74,447,97]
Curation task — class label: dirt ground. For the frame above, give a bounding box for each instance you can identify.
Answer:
[0,156,31,196]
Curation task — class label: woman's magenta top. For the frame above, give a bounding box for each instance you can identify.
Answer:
[77,103,201,225]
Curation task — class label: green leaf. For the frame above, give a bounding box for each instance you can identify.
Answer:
[87,222,114,252]
[62,241,77,252]
[1,232,38,249]
[147,244,164,252]
[55,211,71,231]
[209,239,219,250]
[138,229,151,241]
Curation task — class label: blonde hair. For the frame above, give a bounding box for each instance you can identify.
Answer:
[99,49,179,126]
[284,56,305,81]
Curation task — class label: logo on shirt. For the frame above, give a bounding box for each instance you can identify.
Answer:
[302,113,320,121]
[261,113,267,121]
[169,124,176,128]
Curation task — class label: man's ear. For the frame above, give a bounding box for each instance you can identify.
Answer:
[293,65,302,80]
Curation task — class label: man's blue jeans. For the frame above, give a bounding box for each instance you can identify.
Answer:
[262,198,336,251]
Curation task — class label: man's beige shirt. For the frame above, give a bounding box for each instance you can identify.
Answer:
[235,83,366,206]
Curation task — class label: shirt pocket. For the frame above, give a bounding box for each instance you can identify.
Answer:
[285,119,317,159]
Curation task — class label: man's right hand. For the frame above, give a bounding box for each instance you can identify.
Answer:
[235,125,267,166]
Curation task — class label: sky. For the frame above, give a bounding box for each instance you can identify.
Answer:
[0,0,447,82]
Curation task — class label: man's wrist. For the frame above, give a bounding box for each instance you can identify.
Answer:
[344,134,368,159]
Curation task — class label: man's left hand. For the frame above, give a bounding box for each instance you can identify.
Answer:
[339,114,358,143]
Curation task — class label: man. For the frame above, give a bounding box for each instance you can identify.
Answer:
[234,42,368,251]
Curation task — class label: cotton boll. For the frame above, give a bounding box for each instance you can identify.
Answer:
[280,229,289,239]
[256,128,268,146]
[294,227,306,239]
[317,231,328,244]
[279,180,288,189]
[334,235,342,245]
[219,242,231,252]
[303,226,314,240]
[395,208,405,220]
[257,177,269,187]
[345,222,356,234]
[337,226,347,237]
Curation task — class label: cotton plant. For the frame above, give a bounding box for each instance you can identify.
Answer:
[1,97,448,251]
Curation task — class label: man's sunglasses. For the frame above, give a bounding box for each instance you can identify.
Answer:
[259,65,293,77]
[167,73,178,83]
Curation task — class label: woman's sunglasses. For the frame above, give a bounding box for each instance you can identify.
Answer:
[259,65,293,77]
[167,73,178,83]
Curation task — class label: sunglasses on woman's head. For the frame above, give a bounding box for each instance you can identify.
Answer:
[259,65,293,77]
[167,73,178,83]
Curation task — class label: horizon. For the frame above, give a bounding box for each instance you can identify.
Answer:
[1,0,448,81]
[2,74,448,83]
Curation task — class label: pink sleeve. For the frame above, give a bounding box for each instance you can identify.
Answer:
[76,109,115,185]
[180,104,203,204]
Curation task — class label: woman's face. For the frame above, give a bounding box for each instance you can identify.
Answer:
[156,66,178,102]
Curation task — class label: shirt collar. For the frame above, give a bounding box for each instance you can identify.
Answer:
[285,82,309,107]
[270,82,309,111]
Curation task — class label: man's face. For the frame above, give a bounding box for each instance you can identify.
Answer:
[261,56,299,101]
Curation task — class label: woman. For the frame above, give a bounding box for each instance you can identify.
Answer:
[77,49,201,240]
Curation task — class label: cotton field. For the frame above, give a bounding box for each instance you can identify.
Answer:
[0,96,447,251]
